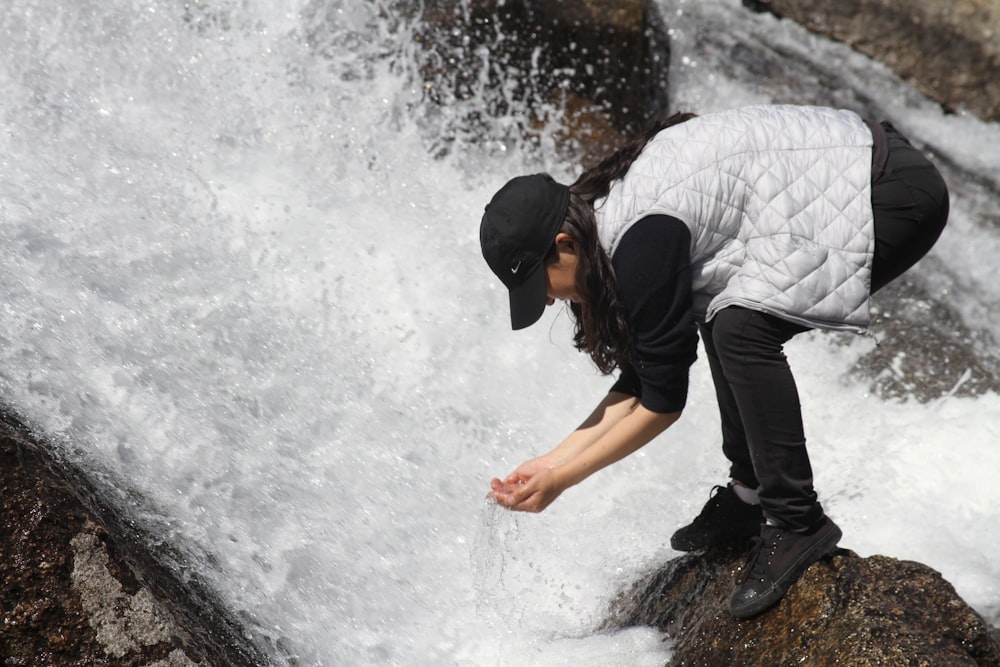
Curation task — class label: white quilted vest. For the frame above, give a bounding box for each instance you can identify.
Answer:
[595,105,876,332]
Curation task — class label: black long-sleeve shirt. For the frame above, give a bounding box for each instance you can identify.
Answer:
[609,215,699,413]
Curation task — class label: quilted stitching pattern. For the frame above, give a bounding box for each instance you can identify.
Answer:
[596,105,875,332]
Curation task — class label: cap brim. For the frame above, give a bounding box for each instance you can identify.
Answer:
[508,261,548,330]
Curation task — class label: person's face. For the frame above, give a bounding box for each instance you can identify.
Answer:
[545,233,581,306]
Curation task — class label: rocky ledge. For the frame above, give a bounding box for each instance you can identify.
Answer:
[605,544,1000,666]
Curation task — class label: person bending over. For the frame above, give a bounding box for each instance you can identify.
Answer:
[478,104,949,619]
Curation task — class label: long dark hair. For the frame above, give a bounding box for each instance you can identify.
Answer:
[559,112,697,374]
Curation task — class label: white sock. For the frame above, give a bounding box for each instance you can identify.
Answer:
[730,481,761,506]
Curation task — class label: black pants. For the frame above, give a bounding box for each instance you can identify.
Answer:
[699,124,949,531]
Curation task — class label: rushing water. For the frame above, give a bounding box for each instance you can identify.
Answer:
[1,0,998,664]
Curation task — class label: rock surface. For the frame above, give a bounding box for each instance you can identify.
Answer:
[851,275,1000,402]
[1,417,193,665]
[0,413,264,666]
[606,544,1000,666]
[414,0,670,165]
[743,0,1000,122]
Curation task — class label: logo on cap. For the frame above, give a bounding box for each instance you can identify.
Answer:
[510,260,522,274]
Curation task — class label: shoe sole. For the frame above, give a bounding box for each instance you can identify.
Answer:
[728,521,843,620]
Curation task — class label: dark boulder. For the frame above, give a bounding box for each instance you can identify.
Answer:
[0,413,264,666]
[606,545,1000,666]
[413,0,670,165]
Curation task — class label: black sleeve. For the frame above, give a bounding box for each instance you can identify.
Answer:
[609,215,699,413]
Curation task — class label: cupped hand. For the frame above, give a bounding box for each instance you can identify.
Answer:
[488,456,566,513]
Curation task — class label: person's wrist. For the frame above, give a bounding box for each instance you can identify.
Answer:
[552,460,583,490]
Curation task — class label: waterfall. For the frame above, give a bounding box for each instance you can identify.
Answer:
[1,0,997,664]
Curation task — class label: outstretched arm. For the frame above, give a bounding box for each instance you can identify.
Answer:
[490,217,695,512]
[489,392,680,512]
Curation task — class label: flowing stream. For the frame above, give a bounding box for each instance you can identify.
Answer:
[1,1,998,664]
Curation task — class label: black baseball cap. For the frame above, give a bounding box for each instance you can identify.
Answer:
[480,174,571,330]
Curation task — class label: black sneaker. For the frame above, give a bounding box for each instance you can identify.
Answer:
[728,516,842,619]
[670,484,764,552]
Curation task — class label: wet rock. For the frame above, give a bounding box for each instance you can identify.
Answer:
[850,275,1000,402]
[743,0,1000,122]
[413,0,670,165]
[71,529,189,661]
[0,420,189,665]
[0,412,263,666]
[606,545,1000,666]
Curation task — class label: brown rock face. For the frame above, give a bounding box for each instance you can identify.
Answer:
[414,0,670,164]
[606,545,1000,667]
[744,0,1000,122]
[0,420,192,666]
[0,414,264,666]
